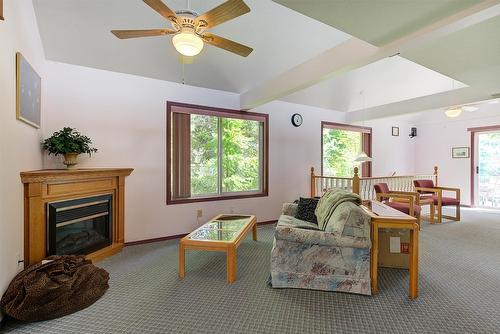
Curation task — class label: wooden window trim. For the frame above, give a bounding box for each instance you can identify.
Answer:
[321,121,372,177]
[166,101,269,205]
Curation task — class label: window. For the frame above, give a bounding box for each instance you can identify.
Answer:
[321,122,372,177]
[167,102,268,204]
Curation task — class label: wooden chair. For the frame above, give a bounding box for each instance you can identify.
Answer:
[413,180,460,223]
[373,183,434,225]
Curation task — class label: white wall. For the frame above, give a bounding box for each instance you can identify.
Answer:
[414,104,500,205]
[363,117,416,177]
[0,0,46,308]
[43,62,346,242]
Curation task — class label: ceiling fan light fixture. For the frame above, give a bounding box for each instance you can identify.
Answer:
[172,32,204,57]
[445,107,463,118]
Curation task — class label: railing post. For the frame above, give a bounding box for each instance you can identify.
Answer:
[434,166,439,186]
[352,167,360,195]
[310,167,316,197]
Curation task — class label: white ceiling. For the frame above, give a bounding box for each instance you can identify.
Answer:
[32,0,500,117]
[282,56,467,112]
[33,0,350,93]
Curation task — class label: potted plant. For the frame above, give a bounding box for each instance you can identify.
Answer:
[42,127,98,168]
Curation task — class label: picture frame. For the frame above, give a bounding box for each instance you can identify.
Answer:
[392,126,399,136]
[16,52,41,128]
[452,147,469,159]
[0,0,4,21]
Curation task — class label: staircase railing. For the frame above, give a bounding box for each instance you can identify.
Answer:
[310,166,438,200]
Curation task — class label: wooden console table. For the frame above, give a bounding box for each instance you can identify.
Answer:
[20,168,133,265]
[363,200,420,299]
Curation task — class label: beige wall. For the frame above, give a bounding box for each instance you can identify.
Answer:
[0,0,46,303]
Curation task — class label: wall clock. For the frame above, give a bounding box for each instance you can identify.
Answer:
[291,113,303,127]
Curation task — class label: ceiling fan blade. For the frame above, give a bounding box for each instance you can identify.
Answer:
[202,33,253,57]
[196,0,250,29]
[111,29,175,39]
[143,0,178,22]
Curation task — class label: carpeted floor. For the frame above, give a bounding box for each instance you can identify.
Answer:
[3,208,500,333]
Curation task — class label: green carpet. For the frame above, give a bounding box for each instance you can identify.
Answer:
[3,208,500,333]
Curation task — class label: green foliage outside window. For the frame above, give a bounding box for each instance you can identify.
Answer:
[322,128,361,177]
[190,114,261,196]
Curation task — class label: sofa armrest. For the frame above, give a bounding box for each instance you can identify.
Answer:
[274,224,370,249]
[281,203,298,216]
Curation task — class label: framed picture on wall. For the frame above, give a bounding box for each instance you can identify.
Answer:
[452,147,469,159]
[16,52,41,128]
[392,126,399,136]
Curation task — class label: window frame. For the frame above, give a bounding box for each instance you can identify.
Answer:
[166,101,269,205]
[321,121,372,177]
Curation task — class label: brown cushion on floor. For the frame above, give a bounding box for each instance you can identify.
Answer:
[0,255,109,322]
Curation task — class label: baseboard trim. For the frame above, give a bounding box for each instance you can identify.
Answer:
[125,233,188,246]
[124,220,277,247]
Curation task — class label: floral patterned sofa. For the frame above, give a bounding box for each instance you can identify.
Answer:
[270,190,372,295]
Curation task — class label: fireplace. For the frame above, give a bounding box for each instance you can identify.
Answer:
[47,194,113,256]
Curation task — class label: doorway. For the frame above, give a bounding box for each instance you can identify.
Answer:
[472,127,500,208]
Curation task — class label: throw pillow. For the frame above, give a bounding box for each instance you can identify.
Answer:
[294,197,319,224]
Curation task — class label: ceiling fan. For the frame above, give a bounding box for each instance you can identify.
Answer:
[111,0,253,58]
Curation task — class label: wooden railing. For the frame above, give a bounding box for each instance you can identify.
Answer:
[310,166,438,200]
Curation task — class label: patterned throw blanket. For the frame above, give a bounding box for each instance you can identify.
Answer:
[315,189,362,230]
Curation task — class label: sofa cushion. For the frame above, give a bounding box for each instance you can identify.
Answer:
[324,201,370,239]
[315,189,362,230]
[278,215,320,231]
[374,183,391,201]
[294,197,319,224]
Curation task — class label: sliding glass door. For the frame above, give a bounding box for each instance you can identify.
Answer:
[474,131,500,208]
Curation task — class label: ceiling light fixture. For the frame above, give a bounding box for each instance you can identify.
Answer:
[445,106,463,118]
[172,30,204,57]
[354,91,373,163]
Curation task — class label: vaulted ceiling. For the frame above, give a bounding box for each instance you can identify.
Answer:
[33,0,500,118]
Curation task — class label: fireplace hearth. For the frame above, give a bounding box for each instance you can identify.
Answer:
[47,194,112,256]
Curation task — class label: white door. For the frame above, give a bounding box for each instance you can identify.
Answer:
[474,131,500,208]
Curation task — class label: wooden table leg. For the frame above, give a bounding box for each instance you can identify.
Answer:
[408,228,419,299]
[252,222,257,241]
[227,247,237,283]
[179,243,185,279]
[370,223,379,295]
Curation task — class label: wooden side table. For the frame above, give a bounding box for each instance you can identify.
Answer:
[362,200,420,299]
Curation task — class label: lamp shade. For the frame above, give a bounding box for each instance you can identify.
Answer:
[354,151,373,162]
[172,33,204,57]
[444,107,462,118]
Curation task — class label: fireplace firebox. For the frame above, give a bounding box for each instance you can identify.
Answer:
[47,194,113,256]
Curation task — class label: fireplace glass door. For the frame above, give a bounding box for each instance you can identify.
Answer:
[47,194,113,255]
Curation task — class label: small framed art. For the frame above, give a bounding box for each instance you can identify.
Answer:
[452,147,469,159]
[392,127,399,136]
[16,52,41,128]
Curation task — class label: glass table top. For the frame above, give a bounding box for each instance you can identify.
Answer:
[189,215,253,241]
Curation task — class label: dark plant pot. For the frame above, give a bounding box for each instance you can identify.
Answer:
[63,153,79,169]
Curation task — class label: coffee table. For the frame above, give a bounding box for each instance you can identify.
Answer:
[179,214,257,283]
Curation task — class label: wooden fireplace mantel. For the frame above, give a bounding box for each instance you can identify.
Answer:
[20,168,133,265]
